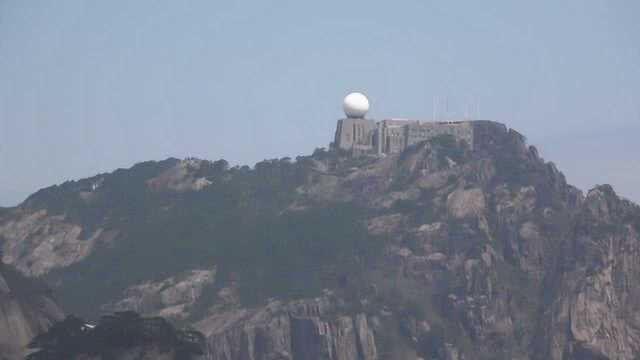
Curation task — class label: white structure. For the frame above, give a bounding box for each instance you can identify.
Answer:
[343,92,370,118]
[334,92,508,155]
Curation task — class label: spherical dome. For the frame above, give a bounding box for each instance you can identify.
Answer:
[343,92,370,118]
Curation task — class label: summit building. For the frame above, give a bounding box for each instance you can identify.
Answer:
[333,93,510,155]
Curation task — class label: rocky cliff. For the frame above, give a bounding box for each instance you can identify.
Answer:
[0,262,63,360]
[2,124,640,359]
[195,294,376,360]
[542,185,640,359]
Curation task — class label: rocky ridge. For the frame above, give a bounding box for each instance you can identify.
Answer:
[1,124,640,359]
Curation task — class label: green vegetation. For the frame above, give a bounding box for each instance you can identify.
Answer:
[590,223,624,240]
[366,268,471,359]
[235,203,383,305]
[42,155,385,317]
[492,147,545,192]
[494,258,539,349]
[310,147,378,175]
[429,134,466,166]
[27,312,204,360]
[416,324,446,360]
[0,206,10,219]
[0,262,52,305]
[392,190,436,226]
[402,299,427,321]
[443,219,490,258]
[392,135,467,192]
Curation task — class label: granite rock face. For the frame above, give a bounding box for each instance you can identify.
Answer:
[297,129,640,359]
[542,185,640,360]
[195,296,377,360]
[0,209,115,277]
[103,268,216,321]
[0,263,64,360]
[146,159,213,192]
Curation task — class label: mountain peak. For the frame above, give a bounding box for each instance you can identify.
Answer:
[1,123,639,359]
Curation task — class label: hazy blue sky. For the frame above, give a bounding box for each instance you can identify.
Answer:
[1,0,639,206]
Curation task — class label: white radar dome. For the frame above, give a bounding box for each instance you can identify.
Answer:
[343,92,370,118]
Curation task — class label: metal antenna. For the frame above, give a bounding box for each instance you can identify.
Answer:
[474,97,477,119]
[433,96,439,121]
[464,101,469,120]
[432,96,436,121]
[445,96,449,121]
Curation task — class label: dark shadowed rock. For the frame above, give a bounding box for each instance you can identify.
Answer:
[0,262,63,360]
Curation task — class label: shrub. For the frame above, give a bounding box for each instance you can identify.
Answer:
[28,312,205,360]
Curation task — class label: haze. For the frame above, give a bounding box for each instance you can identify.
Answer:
[1,0,639,206]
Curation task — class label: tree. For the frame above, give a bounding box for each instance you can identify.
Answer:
[27,312,205,359]
[27,315,90,360]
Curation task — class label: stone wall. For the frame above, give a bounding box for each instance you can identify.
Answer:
[334,118,377,153]
[378,120,410,154]
[406,121,474,151]
[333,118,509,155]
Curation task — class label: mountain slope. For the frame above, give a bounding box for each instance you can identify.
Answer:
[0,261,63,360]
[1,124,640,359]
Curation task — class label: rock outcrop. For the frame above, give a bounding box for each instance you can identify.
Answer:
[146,159,213,192]
[103,268,216,321]
[196,296,377,360]
[542,185,640,360]
[0,209,116,277]
[0,262,63,360]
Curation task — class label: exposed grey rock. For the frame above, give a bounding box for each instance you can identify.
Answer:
[146,159,212,192]
[0,264,63,360]
[542,185,640,360]
[367,214,405,236]
[443,343,464,360]
[0,210,116,277]
[103,268,216,321]
[196,297,377,360]
[372,189,421,209]
[446,188,486,219]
